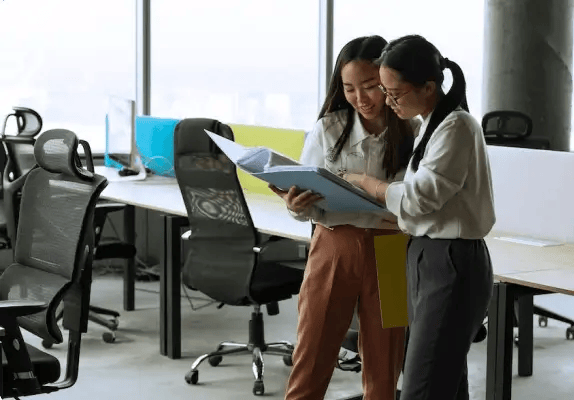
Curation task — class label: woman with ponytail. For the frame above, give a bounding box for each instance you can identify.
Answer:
[270,35,416,399]
[343,35,496,399]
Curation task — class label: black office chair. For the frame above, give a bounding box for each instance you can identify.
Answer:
[0,128,108,398]
[0,107,43,251]
[1,107,134,344]
[173,118,307,396]
[482,110,550,149]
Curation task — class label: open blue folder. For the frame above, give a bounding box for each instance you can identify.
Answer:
[205,129,389,214]
[254,165,386,212]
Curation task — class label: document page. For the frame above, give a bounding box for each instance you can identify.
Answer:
[204,129,388,213]
[206,129,302,172]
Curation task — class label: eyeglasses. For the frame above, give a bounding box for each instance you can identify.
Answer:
[378,85,410,107]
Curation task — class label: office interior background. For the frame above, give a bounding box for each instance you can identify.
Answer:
[0,0,509,153]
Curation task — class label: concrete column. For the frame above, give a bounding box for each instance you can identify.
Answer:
[483,0,573,151]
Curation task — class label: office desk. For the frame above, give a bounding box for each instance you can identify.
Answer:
[96,167,312,359]
[484,237,574,400]
[97,167,574,398]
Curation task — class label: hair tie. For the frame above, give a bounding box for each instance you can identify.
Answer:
[441,57,450,70]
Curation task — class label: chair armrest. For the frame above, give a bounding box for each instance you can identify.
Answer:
[254,236,308,261]
[182,230,192,240]
[0,136,36,145]
[0,300,47,317]
[253,235,282,254]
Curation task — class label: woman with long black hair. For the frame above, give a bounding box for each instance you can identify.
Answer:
[270,35,416,399]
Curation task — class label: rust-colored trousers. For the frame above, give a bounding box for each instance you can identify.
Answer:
[285,224,406,400]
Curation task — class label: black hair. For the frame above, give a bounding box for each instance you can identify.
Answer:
[318,35,414,179]
[376,34,469,172]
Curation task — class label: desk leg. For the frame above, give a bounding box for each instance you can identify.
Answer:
[123,205,135,311]
[160,214,187,359]
[517,295,533,377]
[486,282,514,400]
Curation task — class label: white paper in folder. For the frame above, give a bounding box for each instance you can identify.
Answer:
[204,129,391,214]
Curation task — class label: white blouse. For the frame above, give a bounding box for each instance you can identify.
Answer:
[385,108,496,239]
[291,109,417,230]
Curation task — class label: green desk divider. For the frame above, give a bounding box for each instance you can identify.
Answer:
[229,124,306,195]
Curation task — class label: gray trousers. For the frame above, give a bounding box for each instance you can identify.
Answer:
[400,236,493,400]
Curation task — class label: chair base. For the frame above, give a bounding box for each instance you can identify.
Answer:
[87,306,120,343]
[534,305,574,337]
[184,305,294,396]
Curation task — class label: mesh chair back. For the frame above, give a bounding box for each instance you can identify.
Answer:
[1,107,42,178]
[482,110,532,140]
[1,108,43,245]
[173,118,258,305]
[0,129,107,343]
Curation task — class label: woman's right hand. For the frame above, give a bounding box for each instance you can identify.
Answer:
[268,184,323,214]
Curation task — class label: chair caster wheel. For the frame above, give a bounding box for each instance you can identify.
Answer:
[41,339,54,349]
[253,380,264,395]
[102,332,116,343]
[567,327,574,340]
[208,355,222,366]
[473,325,487,343]
[185,370,198,385]
[538,316,548,327]
[282,355,293,366]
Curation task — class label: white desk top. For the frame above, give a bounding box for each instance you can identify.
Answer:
[95,167,574,295]
[485,236,574,295]
[96,166,312,242]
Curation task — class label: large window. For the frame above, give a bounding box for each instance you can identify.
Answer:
[0,0,136,153]
[334,0,485,120]
[151,1,320,131]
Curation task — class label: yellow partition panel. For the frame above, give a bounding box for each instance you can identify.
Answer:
[229,124,306,195]
[374,233,409,328]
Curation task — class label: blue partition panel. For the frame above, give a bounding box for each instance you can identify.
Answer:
[135,116,180,177]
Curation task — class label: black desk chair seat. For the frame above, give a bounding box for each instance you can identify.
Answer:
[95,241,137,260]
[249,262,305,304]
[182,240,306,396]
[173,118,307,396]
[2,343,61,386]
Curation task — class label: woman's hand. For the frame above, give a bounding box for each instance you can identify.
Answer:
[268,184,323,214]
[342,173,366,189]
[344,174,389,203]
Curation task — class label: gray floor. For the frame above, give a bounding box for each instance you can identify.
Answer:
[19,275,574,400]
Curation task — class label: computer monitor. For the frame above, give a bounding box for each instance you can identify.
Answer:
[105,96,137,171]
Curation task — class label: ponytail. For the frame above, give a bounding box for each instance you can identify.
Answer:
[411,58,469,172]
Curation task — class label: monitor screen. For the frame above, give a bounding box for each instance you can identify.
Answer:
[106,96,136,170]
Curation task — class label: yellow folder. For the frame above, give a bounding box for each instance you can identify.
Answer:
[374,233,409,328]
